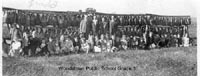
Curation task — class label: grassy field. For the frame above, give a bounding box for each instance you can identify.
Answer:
[3,46,197,76]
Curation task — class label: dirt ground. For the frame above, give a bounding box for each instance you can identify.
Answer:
[3,46,197,76]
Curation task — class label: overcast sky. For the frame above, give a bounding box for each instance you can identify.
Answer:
[2,0,197,16]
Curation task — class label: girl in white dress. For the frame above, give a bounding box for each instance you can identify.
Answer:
[9,39,22,57]
[182,33,189,47]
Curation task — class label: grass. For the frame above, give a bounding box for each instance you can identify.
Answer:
[3,46,197,76]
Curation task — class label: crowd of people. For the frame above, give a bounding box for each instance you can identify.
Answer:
[2,8,193,57]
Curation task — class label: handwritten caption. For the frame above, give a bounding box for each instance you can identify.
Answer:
[58,66,136,71]
[29,0,57,8]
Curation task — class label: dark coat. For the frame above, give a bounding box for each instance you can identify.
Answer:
[30,14,36,26]
[26,14,31,26]
[47,41,56,54]
[35,14,41,25]
[99,21,109,34]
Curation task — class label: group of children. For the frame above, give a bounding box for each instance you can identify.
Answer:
[30,33,145,57]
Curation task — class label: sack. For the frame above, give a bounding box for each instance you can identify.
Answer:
[94,46,101,52]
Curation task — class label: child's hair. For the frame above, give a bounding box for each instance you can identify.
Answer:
[41,38,46,41]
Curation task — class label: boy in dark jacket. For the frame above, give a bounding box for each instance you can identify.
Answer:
[47,37,56,56]
[36,39,49,56]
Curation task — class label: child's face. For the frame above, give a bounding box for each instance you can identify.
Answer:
[164,34,167,37]
[95,36,98,41]
[55,43,59,46]
[102,18,105,21]
[101,35,104,39]
[65,38,69,41]
[133,37,136,40]
[140,39,143,42]
[49,38,53,42]
[105,34,109,38]
[177,34,180,38]
[60,35,64,41]
[93,16,96,19]
[74,37,78,42]
[149,32,153,37]
[111,36,115,40]
[174,35,177,38]
[82,39,85,43]
[81,38,85,42]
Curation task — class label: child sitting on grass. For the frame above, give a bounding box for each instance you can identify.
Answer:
[73,36,81,53]
[80,37,90,54]
[60,36,74,54]
[47,37,56,56]
[99,34,107,52]
[121,35,128,50]
[36,39,49,56]
[94,35,101,53]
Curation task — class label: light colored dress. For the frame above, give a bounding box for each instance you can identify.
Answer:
[9,41,22,57]
[106,40,113,52]
[121,39,128,50]
[183,37,189,47]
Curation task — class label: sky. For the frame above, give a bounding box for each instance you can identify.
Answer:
[2,0,197,17]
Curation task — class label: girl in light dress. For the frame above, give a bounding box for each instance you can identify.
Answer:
[121,35,128,50]
[105,34,113,52]
[182,33,189,47]
[94,35,101,53]
[106,38,113,52]
[80,37,90,54]
[99,34,107,52]
[87,34,95,52]
[9,38,22,57]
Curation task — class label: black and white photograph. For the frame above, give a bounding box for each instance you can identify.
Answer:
[2,0,197,76]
